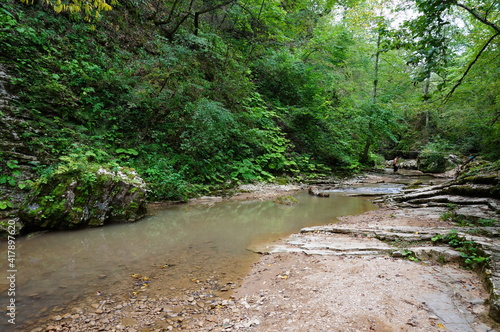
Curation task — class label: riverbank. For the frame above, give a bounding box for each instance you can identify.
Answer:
[25,171,500,331]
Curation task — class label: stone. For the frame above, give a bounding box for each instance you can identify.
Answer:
[417,154,460,173]
[412,246,461,263]
[19,163,147,231]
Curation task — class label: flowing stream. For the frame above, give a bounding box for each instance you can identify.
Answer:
[1,190,379,329]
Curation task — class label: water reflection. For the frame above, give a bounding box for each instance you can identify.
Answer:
[0,191,375,329]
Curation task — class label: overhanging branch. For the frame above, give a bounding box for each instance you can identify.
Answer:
[456,2,500,33]
[446,32,500,100]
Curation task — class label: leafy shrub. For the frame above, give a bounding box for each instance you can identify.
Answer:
[432,230,490,270]
[253,51,326,107]
[135,156,196,202]
[180,98,239,160]
[417,139,458,172]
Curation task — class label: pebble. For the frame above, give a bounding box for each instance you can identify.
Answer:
[72,307,83,314]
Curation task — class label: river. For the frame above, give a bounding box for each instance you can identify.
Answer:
[1,190,380,330]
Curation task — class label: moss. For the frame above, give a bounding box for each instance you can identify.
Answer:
[444,184,496,198]
[274,178,290,185]
[417,154,448,173]
[18,161,147,232]
[274,195,298,206]
[459,174,499,186]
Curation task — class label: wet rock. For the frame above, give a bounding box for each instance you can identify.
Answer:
[273,195,299,206]
[308,186,330,197]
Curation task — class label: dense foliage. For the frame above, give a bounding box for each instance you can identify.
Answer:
[1,0,499,200]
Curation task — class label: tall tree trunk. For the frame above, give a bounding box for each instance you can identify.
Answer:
[372,32,381,103]
[422,77,430,143]
[361,29,381,164]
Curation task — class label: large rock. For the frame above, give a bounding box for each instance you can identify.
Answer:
[19,165,147,231]
[417,154,461,173]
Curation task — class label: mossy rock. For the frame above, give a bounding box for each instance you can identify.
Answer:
[443,184,498,198]
[274,195,298,206]
[19,166,147,231]
[417,154,460,173]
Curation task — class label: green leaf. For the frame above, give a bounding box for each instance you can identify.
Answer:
[0,200,13,209]
[116,148,139,156]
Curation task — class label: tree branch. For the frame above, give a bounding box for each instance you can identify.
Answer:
[456,2,500,33]
[445,32,500,100]
[194,0,238,35]
[197,0,237,16]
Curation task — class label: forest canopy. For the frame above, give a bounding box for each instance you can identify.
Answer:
[1,0,499,200]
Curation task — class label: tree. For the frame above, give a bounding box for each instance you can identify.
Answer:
[401,0,500,98]
[18,0,117,21]
[151,0,238,41]
[393,0,500,158]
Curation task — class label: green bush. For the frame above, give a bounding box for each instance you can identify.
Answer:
[417,139,457,173]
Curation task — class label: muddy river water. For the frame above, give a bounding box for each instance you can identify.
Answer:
[1,190,383,329]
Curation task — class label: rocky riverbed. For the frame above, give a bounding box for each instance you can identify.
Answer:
[23,171,500,331]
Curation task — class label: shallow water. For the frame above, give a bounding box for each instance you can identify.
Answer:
[327,183,405,195]
[0,191,376,329]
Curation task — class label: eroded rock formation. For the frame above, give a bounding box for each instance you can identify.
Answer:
[19,166,147,231]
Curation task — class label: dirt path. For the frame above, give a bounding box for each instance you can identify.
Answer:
[25,172,500,332]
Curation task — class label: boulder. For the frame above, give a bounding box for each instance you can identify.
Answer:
[417,154,461,173]
[19,165,147,231]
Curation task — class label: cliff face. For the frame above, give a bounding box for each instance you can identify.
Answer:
[0,65,41,230]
